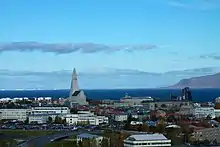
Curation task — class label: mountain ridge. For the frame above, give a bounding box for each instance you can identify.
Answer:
[167,72,220,89]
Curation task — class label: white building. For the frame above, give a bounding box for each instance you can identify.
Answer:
[215,109,220,118]
[31,106,70,115]
[0,109,31,121]
[124,134,171,147]
[68,68,88,106]
[65,111,108,125]
[216,97,220,103]
[28,114,62,124]
[192,107,215,119]
[114,114,128,122]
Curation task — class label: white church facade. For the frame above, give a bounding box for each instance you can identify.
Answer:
[68,68,88,106]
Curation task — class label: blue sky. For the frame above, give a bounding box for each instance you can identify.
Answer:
[0,0,220,89]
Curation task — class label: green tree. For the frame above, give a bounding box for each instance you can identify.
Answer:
[161,104,167,108]
[70,108,78,114]
[78,140,83,147]
[24,117,29,124]
[141,124,149,132]
[54,116,62,124]
[47,117,53,124]
[101,137,109,147]
[156,123,165,133]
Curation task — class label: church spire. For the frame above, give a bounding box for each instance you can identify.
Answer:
[71,68,79,91]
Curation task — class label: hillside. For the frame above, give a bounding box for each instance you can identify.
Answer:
[167,73,220,89]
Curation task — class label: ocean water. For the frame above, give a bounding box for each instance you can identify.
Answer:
[0,89,220,102]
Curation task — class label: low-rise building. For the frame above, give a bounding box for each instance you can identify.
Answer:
[0,109,31,121]
[124,133,171,147]
[114,114,128,122]
[191,127,220,144]
[31,106,70,115]
[65,111,108,125]
[28,113,62,124]
[179,105,193,115]
[77,133,103,147]
[192,106,215,119]
[214,109,220,118]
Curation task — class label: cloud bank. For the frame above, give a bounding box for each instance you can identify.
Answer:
[200,54,220,60]
[1,67,220,90]
[0,42,158,54]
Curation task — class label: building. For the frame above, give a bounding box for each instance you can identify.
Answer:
[65,111,108,125]
[179,105,193,115]
[191,127,220,144]
[124,133,171,147]
[192,106,215,119]
[181,87,192,101]
[68,68,88,106]
[120,94,154,106]
[216,97,220,103]
[31,106,70,115]
[77,133,103,147]
[114,113,128,122]
[215,109,220,118]
[142,102,155,111]
[0,109,31,121]
[28,113,62,124]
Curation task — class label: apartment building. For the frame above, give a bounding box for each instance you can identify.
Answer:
[0,109,31,121]
[31,106,70,115]
[65,111,108,125]
[192,107,215,119]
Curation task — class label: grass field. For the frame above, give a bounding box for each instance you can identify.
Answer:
[44,140,77,147]
[0,139,17,147]
[0,130,58,137]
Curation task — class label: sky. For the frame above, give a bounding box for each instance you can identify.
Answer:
[0,0,220,89]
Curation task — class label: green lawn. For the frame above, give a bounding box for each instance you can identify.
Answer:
[0,130,58,138]
[44,140,77,147]
[0,139,17,147]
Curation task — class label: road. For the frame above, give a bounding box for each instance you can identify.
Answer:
[17,130,101,147]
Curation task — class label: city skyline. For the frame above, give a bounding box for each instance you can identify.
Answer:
[0,0,220,89]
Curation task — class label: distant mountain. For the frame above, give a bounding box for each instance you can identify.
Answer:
[167,73,220,89]
[1,67,220,89]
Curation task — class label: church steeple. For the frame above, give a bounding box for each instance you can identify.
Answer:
[68,68,88,106]
[71,68,79,91]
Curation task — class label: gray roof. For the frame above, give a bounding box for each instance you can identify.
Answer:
[126,133,168,141]
[77,133,100,139]
[72,90,81,96]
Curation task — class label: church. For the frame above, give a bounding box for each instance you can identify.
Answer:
[68,68,88,106]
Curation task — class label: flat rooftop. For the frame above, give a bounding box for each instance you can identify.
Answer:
[126,133,168,141]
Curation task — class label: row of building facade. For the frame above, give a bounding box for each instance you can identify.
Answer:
[0,107,108,125]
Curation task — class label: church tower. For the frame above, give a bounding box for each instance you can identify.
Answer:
[68,68,88,106]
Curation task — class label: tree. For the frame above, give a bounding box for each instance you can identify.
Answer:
[213,139,218,145]
[70,108,78,114]
[24,117,29,124]
[156,123,165,133]
[62,119,66,125]
[127,114,133,124]
[206,114,212,120]
[141,124,149,132]
[203,139,210,145]
[101,137,109,147]
[78,140,83,147]
[161,104,167,108]
[47,117,53,124]
[54,116,62,124]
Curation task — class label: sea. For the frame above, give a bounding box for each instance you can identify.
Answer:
[0,89,220,102]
